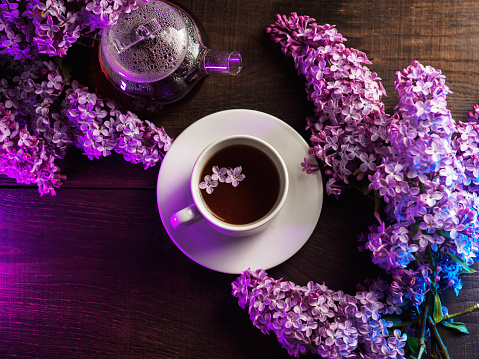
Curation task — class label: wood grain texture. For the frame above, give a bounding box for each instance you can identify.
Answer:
[1,0,479,358]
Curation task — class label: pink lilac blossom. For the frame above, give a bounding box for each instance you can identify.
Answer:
[211,166,227,182]
[0,0,146,60]
[199,174,217,194]
[0,54,172,195]
[225,166,245,187]
[232,269,407,359]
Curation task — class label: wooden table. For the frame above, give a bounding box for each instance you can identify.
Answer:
[1,0,478,358]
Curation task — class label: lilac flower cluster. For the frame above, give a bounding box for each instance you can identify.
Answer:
[0,54,71,195]
[0,0,145,59]
[453,103,479,192]
[0,54,171,195]
[364,61,479,306]
[64,80,171,169]
[199,166,245,194]
[232,269,407,358]
[267,11,479,308]
[267,13,392,196]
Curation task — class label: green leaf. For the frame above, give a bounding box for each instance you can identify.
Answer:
[436,229,451,240]
[447,252,477,274]
[53,56,72,81]
[407,337,419,354]
[433,294,444,323]
[410,224,420,239]
[361,183,371,196]
[382,315,402,327]
[441,321,469,334]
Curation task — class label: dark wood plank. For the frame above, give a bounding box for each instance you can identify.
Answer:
[0,188,373,358]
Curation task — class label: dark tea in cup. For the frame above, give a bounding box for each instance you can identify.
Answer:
[199,144,280,225]
[170,135,288,236]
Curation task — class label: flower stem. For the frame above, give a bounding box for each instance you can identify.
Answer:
[427,315,450,359]
[417,297,429,359]
[374,189,381,213]
[417,344,426,359]
[431,338,439,359]
[442,303,479,321]
[391,320,417,330]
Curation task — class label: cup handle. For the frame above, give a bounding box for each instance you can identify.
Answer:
[170,204,203,230]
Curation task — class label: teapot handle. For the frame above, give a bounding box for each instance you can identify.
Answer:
[113,18,161,54]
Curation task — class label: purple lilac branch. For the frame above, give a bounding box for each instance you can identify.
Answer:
[267,11,479,308]
[232,269,407,358]
[0,55,71,195]
[0,54,172,195]
[64,80,171,169]
[364,61,479,307]
[0,0,146,60]
[267,13,392,196]
[453,104,479,191]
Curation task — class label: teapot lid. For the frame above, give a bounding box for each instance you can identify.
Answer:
[100,0,188,83]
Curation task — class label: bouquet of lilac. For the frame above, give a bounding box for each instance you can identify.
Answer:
[0,54,171,195]
[232,13,479,359]
[0,0,145,59]
[0,1,172,195]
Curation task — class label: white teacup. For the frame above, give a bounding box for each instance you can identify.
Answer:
[170,135,289,236]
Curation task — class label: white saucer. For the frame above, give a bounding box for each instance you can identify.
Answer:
[156,109,323,274]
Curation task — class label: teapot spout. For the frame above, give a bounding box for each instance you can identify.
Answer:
[202,50,242,75]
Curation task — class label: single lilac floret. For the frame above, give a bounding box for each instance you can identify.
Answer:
[199,175,218,194]
[211,166,227,182]
[226,166,245,187]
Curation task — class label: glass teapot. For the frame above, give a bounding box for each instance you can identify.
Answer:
[98,0,242,112]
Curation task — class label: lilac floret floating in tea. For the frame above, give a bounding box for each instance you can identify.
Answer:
[199,166,245,194]
[212,166,227,183]
[225,166,245,187]
[199,174,218,195]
